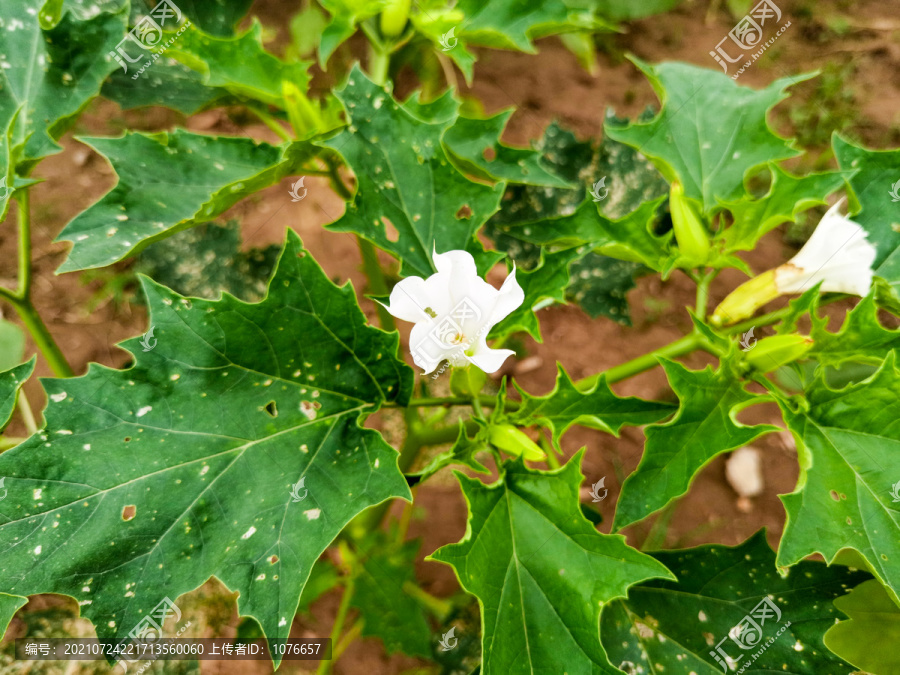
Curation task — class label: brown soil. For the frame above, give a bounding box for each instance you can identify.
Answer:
[2,0,900,672]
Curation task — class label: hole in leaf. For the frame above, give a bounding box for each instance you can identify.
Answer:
[482,147,496,162]
[829,490,840,501]
[456,205,473,220]
[122,505,136,521]
[381,217,399,243]
[124,437,132,443]
[265,401,278,418]
[268,555,279,564]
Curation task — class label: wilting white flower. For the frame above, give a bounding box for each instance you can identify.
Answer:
[713,199,876,325]
[774,199,875,295]
[385,249,524,374]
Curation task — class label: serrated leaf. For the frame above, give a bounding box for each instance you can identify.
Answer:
[168,21,312,107]
[605,58,807,212]
[352,539,433,657]
[0,358,35,432]
[824,579,900,674]
[56,131,313,272]
[295,556,340,615]
[602,531,868,674]
[802,292,900,367]
[0,0,127,168]
[410,420,489,486]
[102,60,232,115]
[455,0,611,53]
[833,135,900,288]
[156,0,252,36]
[322,66,504,277]
[508,365,675,449]
[720,165,847,253]
[567,253,643,324]
[489,248,579,342]
[0,232,412,662]
[317,0,386,66]
[136,220,281,303]
[0,593,27,637]
[776,353,900,601]
[443,110,571,188]
[429,452,674,674]
[614,358,778,531]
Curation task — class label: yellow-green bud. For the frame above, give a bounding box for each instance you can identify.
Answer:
[743,334,814,372]
[670,180,711,265]
[711,269,780,326]
[281,81,322,139]
[488,424,546,462]
[380,0,411,37]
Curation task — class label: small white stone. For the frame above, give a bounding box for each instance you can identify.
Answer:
[725,446,764,498]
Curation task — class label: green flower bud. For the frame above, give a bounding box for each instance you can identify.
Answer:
[380,0,411,37]
[450,365,487,397]
[711,269,780,326]
[743,334,814,373]
[488,424,546,462]
[670,180,711,265]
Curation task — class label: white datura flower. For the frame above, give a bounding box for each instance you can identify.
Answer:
[384,249,524,374]
[713,199,877,325]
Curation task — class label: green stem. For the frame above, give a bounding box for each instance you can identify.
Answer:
[402,581,452,620]
[694,269,716,321]
[576,332,706,392]
[318,547,356,675]
[325,155,354,201]
[367,40,390,85]
[248,107,292,143]
[0,437,26,451]
[17,390,38,435]
[17,189,31,294]
[357,237,395,330]
[332,621,362,661]
[383,395,517,410]
[12,299,73,378]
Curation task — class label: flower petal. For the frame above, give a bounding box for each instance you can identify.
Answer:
[465,338,515,374]
[386,275,433,323]
[486,266,525,326]
[432,248,478,279]
[408,322,453,374]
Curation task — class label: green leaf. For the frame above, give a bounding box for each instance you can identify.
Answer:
[443,110,571,188]
[0,593,28,638]
[605,58,807,212]
[776,353,900,601]
[0,319,26,372]
[802,292,900,367]
[602,531,869,674]
[0,358,35,432]
[351,539,433,657]
[317,0,386,66]
[168,22,312,107]
[0,0,127,167]
[455,0,611,53]
[567,253,642,325]
[599,0,684,21]
[833,135,900,288]
[55,131,313,272]
[410,419,490,485]
[102,61,232,115]
[824,580,900,674]
[296,556,340,615]
[136,220,282,303]
[720,165,847,253]
[162,0,252,36]
[508,365,675,449]
[489,248,579,342]
[0,232,413,662]
[614,358,778,530]
[322,66,504,277]
[430,452,674,674]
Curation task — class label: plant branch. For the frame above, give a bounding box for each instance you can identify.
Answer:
[383,395,517,410]
[317,545,356,675]
[17,390,38,435]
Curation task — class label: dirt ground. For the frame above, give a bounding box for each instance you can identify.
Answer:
[2,0,900,672]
